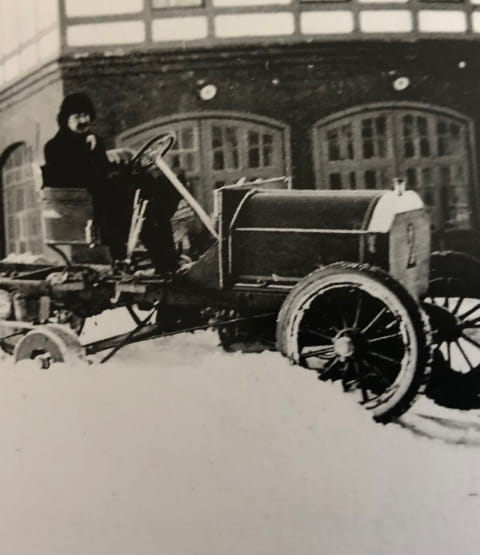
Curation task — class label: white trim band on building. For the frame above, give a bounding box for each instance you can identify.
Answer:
[418,10,467,33]
[66,21,146,46]
[65,0,143,17]
[215,13,295,38]
[152,17,209,42]
[300,11,354,35]
[360,10,413,33]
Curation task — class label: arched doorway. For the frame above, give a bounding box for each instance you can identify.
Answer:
[1,143,42,256]
[118,111,291,212]
[313,103,477,234]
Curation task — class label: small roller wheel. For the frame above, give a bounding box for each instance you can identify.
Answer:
[14,324,85,369]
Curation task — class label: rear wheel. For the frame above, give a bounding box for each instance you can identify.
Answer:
[423,276,480,374]
[422,252,480,406]
[277,263,431,422]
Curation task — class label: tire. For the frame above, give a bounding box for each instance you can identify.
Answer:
[276,263,432,423]
[14,324,85,369]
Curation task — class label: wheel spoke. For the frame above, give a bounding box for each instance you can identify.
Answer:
[361,307,387,335]
[460,333,480,351]
[384,317,399,331]
[353,360,370,403]
[360,357,392,388]
[302,326,334,342]
[458,302,480,321]
[320,357,342,379]
[341,361,355,392]
[368,349,401,366]
[455,339,475,371]
[451,296,465,315]
[367,332,402,344]
[300,345,335,361]
[461,316,480,328]
[352,294,363,328]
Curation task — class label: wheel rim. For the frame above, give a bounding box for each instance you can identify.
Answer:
[424,277,480,373]
[288,277,420,413]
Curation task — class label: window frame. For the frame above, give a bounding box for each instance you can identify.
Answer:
[312,101,479,231]
[117,111,291,211]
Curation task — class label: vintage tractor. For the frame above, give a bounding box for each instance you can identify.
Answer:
[0,133,478,423]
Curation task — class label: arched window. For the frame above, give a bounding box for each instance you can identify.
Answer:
[313,103,476,232]
[1,143,42,255]
[118,112,291,212]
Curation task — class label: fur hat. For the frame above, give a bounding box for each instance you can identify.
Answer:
[57,92,96,127]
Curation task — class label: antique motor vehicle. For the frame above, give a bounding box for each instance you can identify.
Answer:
[0,133,478,423]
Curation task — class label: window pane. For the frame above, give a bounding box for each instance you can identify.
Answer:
[263,134,273,166]
[349,172,356,189]
[2,143,42,255]
[329,173,342,189]
[361,117,386,158]
[180,128,194,149]
[365,170,377,189]
[248,130,259,146]
[406,167,417,190]
[248,148,260,168]
[327,129,340,161]
[225,127,239,168]
[212,125,222,148]
[213,150,224,170]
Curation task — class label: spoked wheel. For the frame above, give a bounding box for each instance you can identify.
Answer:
[423,276,480,373]
[277,263,431,422]
[130,132,175,171]
[14,324,85,369]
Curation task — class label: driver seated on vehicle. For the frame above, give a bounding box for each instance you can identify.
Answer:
[42,92,184,275]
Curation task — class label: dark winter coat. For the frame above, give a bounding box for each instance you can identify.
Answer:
[42,128,110,192]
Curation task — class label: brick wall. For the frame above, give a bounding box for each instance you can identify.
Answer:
[2,40,480,255]
[57,41,480,191]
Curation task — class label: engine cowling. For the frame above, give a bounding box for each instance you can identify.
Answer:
[219,186,430,299]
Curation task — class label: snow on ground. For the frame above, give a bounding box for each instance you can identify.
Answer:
[1,309,480,555]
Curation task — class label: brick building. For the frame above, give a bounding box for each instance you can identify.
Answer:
[1,0,480,258]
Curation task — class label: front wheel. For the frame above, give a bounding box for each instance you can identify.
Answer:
[276,263,431,422]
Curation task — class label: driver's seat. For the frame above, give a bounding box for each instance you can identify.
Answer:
[41,186,112,265]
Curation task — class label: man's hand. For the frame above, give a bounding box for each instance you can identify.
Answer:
[86,134,97,150]
[107,148,134,165]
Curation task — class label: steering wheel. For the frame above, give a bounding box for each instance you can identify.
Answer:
[130,132,176,172]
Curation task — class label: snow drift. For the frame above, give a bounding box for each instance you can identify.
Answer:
[1,309,480,555]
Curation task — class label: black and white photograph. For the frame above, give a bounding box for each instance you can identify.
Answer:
[1,1,480,553]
